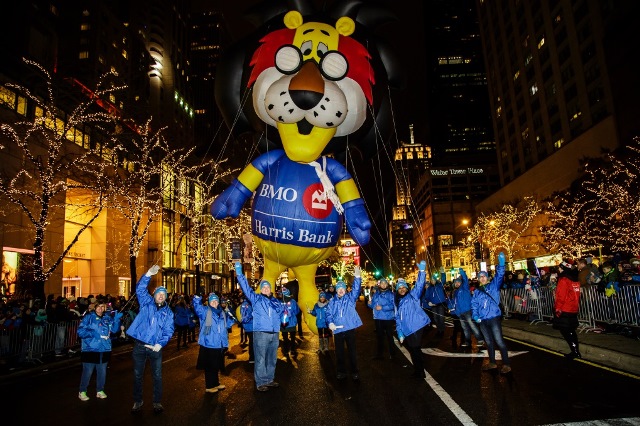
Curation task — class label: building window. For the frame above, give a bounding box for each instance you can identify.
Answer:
[554,138,564,149]
[529,83,538,95]
[79,51,89,59]
[537,36,545,49]
[122,49,128,59]
[80,23,90,31]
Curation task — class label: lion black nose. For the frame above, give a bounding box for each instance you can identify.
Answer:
[289,61,324,110]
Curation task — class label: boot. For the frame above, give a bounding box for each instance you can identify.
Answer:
[565,342,582,360]
[322,337,329,353]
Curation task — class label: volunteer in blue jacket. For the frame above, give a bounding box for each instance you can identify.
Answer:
[396,261,431,379]
[422,271,448,337]
[77,300,122,401]
[450,268,484,349]
[326,266,363,380]
[280,287,300,358]
[235,262,284,392]
[309,292,330,353]
[193,292,235,393]
[240,297,255,363]
[471,252,509,374]
[367,277,396,360]
[127,265,175,413]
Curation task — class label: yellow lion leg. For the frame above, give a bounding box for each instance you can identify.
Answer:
[291,263,320,335]
[261,257,287,293]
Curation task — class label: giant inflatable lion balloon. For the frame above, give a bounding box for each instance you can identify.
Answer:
[211,1,402,334]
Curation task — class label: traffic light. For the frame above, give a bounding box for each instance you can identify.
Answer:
[374,270,380,277]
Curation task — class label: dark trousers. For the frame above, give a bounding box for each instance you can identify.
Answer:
[204,349,223,388]
[334,329,358,374]
[296,311,303,337]
[374,319,396,357]
[282,330,297,354]
[176,325,188,347]
[246,331,254,361]
[405,328,425,377]
[132,342,163,404]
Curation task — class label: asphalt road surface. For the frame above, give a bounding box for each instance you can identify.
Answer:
[2,300,639,425]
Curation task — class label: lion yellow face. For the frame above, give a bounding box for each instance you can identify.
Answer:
[250,11,373,163]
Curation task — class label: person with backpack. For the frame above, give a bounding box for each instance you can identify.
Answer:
[471,252,509,374]
[553,261,582,360]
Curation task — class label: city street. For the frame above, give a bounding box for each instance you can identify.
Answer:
[2,301,639,426]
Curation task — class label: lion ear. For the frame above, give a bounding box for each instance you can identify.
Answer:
[335,16,355,36]
[284,11,304,29]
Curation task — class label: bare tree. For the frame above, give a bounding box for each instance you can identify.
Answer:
[0,60,124,299]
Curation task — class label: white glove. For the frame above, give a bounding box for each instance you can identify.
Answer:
[307,309,312,314]
[354,266,361,278]
[145,265,160,277]
[152,343,162,352]
[428,302,435,307]
[101,335,109,340]
[328,323,337,331]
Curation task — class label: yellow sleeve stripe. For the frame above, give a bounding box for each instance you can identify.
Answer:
[335,179,360,203]
[237,164,264,191]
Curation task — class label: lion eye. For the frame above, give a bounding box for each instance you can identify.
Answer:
[319,51,348,81]
[300,40,313,57]
[316,42,328,58]
[275,45,302,74]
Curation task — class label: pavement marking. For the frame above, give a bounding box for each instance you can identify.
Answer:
[541,418,640,425]
[395,339,477,426]
[504,336,640,381]
[422,348,528,358]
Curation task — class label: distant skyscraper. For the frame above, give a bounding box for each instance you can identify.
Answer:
[426,0,495,165]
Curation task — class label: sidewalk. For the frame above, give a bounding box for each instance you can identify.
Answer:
[501,316,640,377]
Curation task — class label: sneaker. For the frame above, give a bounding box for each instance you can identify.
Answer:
[266,381,279,388]
[500,365,512,374]
[482,362,498,371]
[153,403,164,413]
[78,392,89,402]
[131,402,143,412]
[205,387,219,393]
[216,384,226,390]
[256,385,269,392]
[96,391,107,399]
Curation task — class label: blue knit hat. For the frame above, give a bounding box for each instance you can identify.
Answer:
[335,281,347,290]
[477,271,488,278]
[319,292,326,300]
[259,280,271,290]
[396,279,408,290]
[282,287,291,297]
[208,293,219,303]
[153,286,167,296]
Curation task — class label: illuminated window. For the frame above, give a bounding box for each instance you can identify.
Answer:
[537,36,545,49]
[496,106,502,117]
[529,83,538,95]
[110,66,116,73]
[554,138,564,149]
[513,70,520,80]
[109,94,115,103]
[0,86,16,107]
[122,49,128,59]
[98,55,104,64]
[17,96,27,115]
[80,23,90,31]
[79,51,89,59]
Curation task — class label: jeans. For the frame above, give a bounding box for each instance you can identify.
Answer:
[334,329,358,374]
[55,324,66,354]
[253,331,279,387]
[374,319,396,357]
[79,361,108,392]
[246,331,254,361]
[132,341,163,403]
[478,316,509,365]
[459,310,483,344]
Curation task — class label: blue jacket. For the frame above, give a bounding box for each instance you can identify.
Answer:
[310,301,329,328]
[126,275,175,346]
[192,296,233,349]
[174,305,191,327]
[281,297,300,330]
[451,270,472,315]
[78,311,121,353]
[367,288,395,320]
[240,300,254,332]
[471,265,506,320]
[237,274,284,333]
[421,280,447,308]
[396,272,431,338]
[325,277,363,334]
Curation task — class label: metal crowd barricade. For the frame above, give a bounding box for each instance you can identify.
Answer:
[0,319,82,365]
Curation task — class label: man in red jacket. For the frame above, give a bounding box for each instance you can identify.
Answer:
[554,261,582,359]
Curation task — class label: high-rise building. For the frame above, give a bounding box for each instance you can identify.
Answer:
[407,0,499,274]
[474,0,640,256]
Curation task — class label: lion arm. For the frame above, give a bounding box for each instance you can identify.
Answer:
[237,149,287,191]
